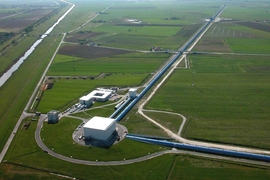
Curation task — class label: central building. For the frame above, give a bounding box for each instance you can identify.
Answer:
[83,116,116,141]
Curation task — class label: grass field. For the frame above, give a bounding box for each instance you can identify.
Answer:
[222,2,270,21]
[0,35,63,154]
[195,22,270,53]
[39,51,169,112]
[92,24,181,37]
[40,117,164,161]
[3,115,270,180]
[92,1,219,25]
[144,111,183,134]
[74,0,218,51]
[225,38,270,54]
[146,54,270,149]
[37,74,147,112]
[87,23,203,51]
[48,52,169,76]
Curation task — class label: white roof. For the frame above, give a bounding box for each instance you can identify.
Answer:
[129,88,137,92]
[84,116,115,130]
[80,89,112,101]
[80,95,90,101]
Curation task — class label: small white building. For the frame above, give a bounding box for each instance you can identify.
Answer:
[129,88,137,98]
[47,110,59,124]
[83,116,116,141]
[79,96,93,107]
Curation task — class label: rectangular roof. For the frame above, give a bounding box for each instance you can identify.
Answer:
[80,89,112,101]
[84,116,115,130]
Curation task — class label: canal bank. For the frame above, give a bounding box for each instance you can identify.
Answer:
[0,1,75,88]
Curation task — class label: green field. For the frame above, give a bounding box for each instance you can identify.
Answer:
[146,54,270,149]
[92,24,181,37]
[91,1,219,25]
[222,3,270,21]
[48,53,169,76]
[2,117,173,179]
[0,35,63,154]
[39,52,169,112]
[225,38,270,54]
[40,117,164,161]
[37,74,147,112]
[3,116,270,180]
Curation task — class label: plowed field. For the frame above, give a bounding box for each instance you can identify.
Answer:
[58,45,132,59]
[0,9,52,32]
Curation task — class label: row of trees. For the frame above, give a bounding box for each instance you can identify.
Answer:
[0,32,15,45]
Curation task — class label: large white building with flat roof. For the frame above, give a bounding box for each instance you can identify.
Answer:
[79,89,113,106]
[83,116,116,141]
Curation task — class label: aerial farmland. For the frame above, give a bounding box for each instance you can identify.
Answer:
[0,0,270,179]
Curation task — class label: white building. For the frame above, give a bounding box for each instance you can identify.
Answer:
[129,88,137,98]
[79,96,93,107]
[83,116,116,141]
[47,110,59,124]
[79,89,113,106]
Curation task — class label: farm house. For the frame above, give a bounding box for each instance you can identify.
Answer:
[83,116,116,141]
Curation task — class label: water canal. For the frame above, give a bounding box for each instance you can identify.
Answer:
[0,1,75,87]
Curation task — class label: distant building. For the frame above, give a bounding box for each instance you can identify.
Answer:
[83,116,116,141]
[47,110,59,124]
[129,88,137,98]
